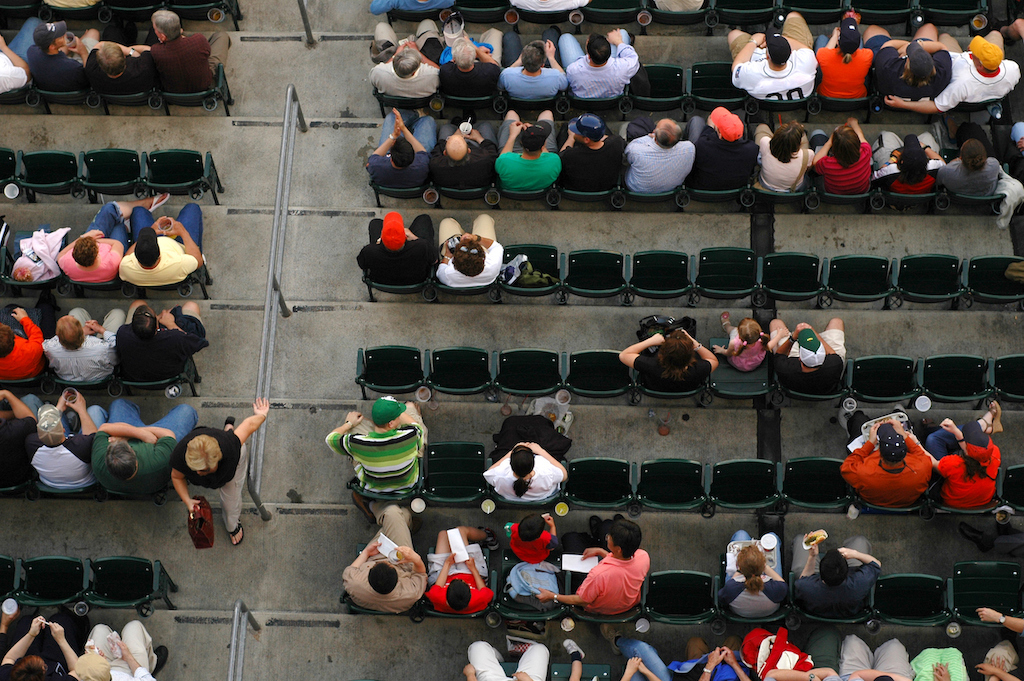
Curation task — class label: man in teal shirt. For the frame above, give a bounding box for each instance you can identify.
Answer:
[494,109,562,192]
[92,431,175,495]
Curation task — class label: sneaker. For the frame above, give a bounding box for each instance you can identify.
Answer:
[479,527,500,551]
[600,623,621,655]
[562,639,585,659]
[153,646,169,676]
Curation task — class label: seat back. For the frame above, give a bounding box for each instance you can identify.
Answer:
[696,247,756,294]
[82,149,141,185]
[564,458,633,505]
[688,62,746,106]
[504,244,559,279]
[20,556,86,603]
[826,255,892,299]
[645,570,715,618]
[630,250,690,295]
[966,256,1024,299]
[636,459,704,508]
[496,349,561,394]
[849,355,917,400]
[780,457,849,508]
[710,459,777,507]
[897,254,961,297]
[428,347,491,394]
[564,250,626,293]
[146,149,204,185]
[994,355,1024,399]
[951,561,1021,619]
[565,350,633,396]
[359,346,424,391]
[0,556,17,597]
[873,573,947,620]
[0,148,15,179]
[423,442,487,502]
[90,556,153,601]
[759,252,820,295]
[921,354,988,400]
[1000,464,1024,509]
[20,151,78,185]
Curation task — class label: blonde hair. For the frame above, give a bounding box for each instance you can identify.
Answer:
[185,434,223,471]
[736,545,766,594]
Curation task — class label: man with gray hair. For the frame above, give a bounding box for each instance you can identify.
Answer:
[148,9,230,93]
[370,20,442,98]
[623,117,694,193]
[439,34,502,97]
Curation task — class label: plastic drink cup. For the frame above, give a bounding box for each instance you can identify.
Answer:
[842,397,858,412]
[411,497,426,513]
[4,184,19,199]
[560,617,575,632]
[915,395,931,412]
[759,533,778,551]
[388,549,403,563]
[480,499,495,514]
[504,522,514,538]
[1,599,17,616]
[635,618,651,633]
[459,122,472,135]
[555,389,571,405]
[554,502,569,516]
[62,388,78,404]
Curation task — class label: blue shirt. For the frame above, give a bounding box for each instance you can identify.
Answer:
[369,0,452,13]
[793,561,880,618]
[499,67,567,99]
[439,39,494,66]
[624,136,695,194]
[565,45,640,98]
[366,151,430,188]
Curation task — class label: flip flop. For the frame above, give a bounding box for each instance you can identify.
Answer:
[720,311,730,331]
[229,523,244,546]
[988,401,1003,434]
[149,192,171,211]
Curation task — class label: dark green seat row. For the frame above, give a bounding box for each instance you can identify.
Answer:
[0,554,176,617]
[0,63,233,115]
[0,0,241,27]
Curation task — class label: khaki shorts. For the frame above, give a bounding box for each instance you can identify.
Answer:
[787,327,847,362]
[729,12,813,58]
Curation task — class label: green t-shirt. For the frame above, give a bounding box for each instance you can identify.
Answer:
[495,152,561,192]
[91,433,175,495]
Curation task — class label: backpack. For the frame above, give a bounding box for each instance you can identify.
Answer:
[515,262,558,288]
[506,561,559,611]
[741,627,813,678]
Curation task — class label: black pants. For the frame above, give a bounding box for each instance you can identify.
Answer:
[367,213,434,245]
[10,610,82,678]
[561,517,615,554]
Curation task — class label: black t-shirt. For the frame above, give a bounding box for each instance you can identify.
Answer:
[428,139,498,189]
[874,46,952,100]
[439,62,501,97]
[774,354,844,394]
[687,127,758,190]
[559,136,624,192]
[26,46,89,92]
[0,417,35,487]
[115,326,209,382]
[356,240,436,285]
[85,50,159,95]
[170,427,241,489]
[634,353,712,393]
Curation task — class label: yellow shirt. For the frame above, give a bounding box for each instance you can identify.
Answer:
[118,237,199,287]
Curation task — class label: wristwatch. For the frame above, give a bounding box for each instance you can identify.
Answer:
[1000,615,1007,624]
[552,594,559,603]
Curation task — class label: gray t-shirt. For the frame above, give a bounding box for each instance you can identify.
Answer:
[936,157,1000,196]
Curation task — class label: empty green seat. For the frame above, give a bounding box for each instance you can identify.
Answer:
[426,347,492,395]
[891,254,964,307]
[453,0,509,22]
[494,349,562,396]
[856,0,914,22]
[0,147,15,184]
[685,62,746,112]
[820,255,895,306]
[643,570,716,624]
[693,247,757,303]
[998,464,1024,511]
[706,337,770,400]
[499,244,560,299]
[560,250,628,303]
[563,458,635,508]
[85,557,178,616]
[777,457,851,510]
[368,180,430,209]
[636,459,705,510]
[949,561,1021,625]
[643,0,708,24]
[14,556,89,607]
[17,150,80,201]
[778,0,844,22]
[495,550,566,621]
[355,346,424,400]
[992,355,1024,402]
[0,556,18,598]
[582,0,642,23]
[918,354,991,403]
[919,0,985,26]
[872,573,950,626]
[628,250,692,300]
[104,0,165,21]
[144,149,223,204]
[631,64,684,111]
[564,350,633,397]
[962,256,1024,306]
[708,0,774,25]
[421,442,487,503]
[846,355,920,403]
[755,252,823,306]
[80,149,144,202]
[168,0,243,30]
[706,459,779,512]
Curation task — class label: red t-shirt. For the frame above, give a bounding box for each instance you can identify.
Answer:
[0,317,45,380]
[938,446,1000,508]
[425,573,494,614]
[576,549,650,615]
[816,47,873,98]
[510,525,555,564]
[890,175,936,194]
[814,142,872,195]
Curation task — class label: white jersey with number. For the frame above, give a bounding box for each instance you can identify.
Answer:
[732,47,818,101]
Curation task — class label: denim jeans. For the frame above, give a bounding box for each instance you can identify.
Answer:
[617,638,672,681]
[924,423,968,459]
[8,18,41,62]
[64,405,109,434]
[88,202,131,250]
[19,394,42,419]
[379,109,437,151]
[106,398,198,442]
[558,29,630,67]
[130,203,204,250]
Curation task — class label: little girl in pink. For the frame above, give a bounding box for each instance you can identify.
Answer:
[712,312,769,372]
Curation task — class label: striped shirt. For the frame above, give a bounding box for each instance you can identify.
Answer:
[565,45,639,99]
[326,423,423,492]
[624,136,695,193]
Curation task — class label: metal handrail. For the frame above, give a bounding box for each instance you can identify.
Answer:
[296,0,315,46]
[247,85,308,522]
[227,599,261,681]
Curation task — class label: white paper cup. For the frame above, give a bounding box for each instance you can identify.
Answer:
[415,386,432,403]
[388,549,403,563]
[410,497,426,513]
[554,502,569,516]
[555,389,571,405]
[842,397,858,412]
[759,533,778,551]
[560,617,575,632]
[915,395,931,412]
[4,184,19,199]
[480,498,495,514]
[1,599,17,616]
[635,617,651,633]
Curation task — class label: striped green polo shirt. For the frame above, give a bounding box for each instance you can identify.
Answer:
[326,423,423,492]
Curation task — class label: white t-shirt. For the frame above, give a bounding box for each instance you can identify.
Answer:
[435,241,503,287]
[483,454,563,501]
[510,0,588,11]
[933,52,1021,112]
[732,48,817,101]
[0,53,28,94]
[32,439,96,490]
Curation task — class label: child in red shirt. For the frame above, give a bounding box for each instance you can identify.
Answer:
[510,513,560,564]
[425,525,496,614]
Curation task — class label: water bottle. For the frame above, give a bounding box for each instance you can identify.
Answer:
[987,102,1003,120]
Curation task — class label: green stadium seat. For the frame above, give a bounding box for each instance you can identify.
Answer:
[918,0,985,26]
[628,250,693,301]
[362,267,434,302]
[161,63,233,115]
[819,255,896,307]
[948,561,1022,625]
[777,457,851,511]
[0,147,16,186]
[755,252,824,306]
[706,337,771,400]
[684,62,746,113]
[368,180,431,209]
[961,256,1024,307]
[426,347,493,395]
[355,346,424,400]
[169,0,244,30]
[563,458,635,509]
[79,149,144,203]
[991,355,1024,402]
[643,570,717,624]
[582,0,643,23]
[494,349,562,396]
[707,0,773,26]
[121,355,203,398]
[856,0,914,23]
[421,442,488,504]
[564,350,633,398]
[998,464,1024,511]
[693,247,757,304]
[918,354,991,404]
[778,0,844,23]
[1,223,68,295]
[642,0,708,25]
[845,355,920,403]
[144,149,223,205]
[14,556,90,607]
[86,557,178,617]
[0,556,18,598]
[104,0,164,21]
[498,244,561,300]
[636,459,705,510]
[453,0,510,23]
[872,573,950,626]
[631,64,684,111]
[17,150,81,202]
[559,250,628,304]
[31,88,95,114]
[494,550,566,621]
[706,459,779,513]
[890,254,965,308]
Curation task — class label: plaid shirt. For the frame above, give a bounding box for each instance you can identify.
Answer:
[151,34,212,93]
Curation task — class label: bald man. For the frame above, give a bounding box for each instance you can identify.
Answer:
[429,122,499,189]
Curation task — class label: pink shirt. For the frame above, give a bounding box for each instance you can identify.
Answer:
[59,243,121,283]
[576,549,650,614]
[727,336,767,372]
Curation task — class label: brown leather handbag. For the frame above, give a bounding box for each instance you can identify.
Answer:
[188,496,215,549]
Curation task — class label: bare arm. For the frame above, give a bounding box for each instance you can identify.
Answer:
[977,607,1024,633]
[732,32,764,70]
[171,468,195,512]
[0,36,29,78]
[232,398,270,446]
[3,617,44,665]
[529,442,568,481]
[348,541,382,570]
[0,390,35,420]
[543,40,563,73]
[800,543,819,578]
[501,121,523,155]
[838,546,880,568]
[884,95,941,114]
[812,134,833,165]
[69,399,98,435]
[619,334,663,368]
[100,422,156,442]
[168,223,202,262]
[846,118,868,143]
[476,44,499,66]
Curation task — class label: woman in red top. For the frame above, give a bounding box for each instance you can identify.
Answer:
[811,118,873,194]
[925,407,1001,509]
[0,308,46,380]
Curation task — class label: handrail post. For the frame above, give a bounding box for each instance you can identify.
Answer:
[227,600,261,681]
[296,0,316,47]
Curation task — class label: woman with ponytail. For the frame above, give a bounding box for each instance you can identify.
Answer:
[484,441,568,502]
[718,531,787,618]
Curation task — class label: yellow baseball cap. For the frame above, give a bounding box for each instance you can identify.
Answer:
[969,35,1003,71]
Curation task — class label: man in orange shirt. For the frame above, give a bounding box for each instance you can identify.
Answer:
[840,415,931,508]
[0,307,46,380]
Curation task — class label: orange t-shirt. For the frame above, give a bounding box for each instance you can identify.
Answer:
[0,317,45,380]
[816,47,874,99]
[576,549,650,615]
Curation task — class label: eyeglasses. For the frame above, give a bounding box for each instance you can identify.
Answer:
[459,246,480,254]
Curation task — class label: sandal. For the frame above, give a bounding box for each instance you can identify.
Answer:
[224,416,236,432]
[229,523,244,546]
[149,192,171,211]
[984,401,1003,434]
[720,311,730,332]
